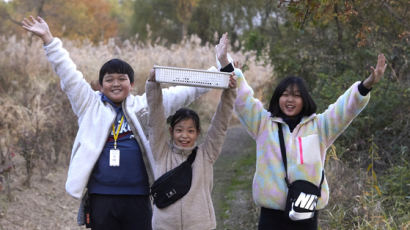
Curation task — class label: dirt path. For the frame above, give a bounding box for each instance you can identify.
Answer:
[0,125,257,230]
[0,164,82,230]
[213,125,259,229]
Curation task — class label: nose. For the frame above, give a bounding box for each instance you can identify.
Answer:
[286,95,295,102]
[113,79,120,86]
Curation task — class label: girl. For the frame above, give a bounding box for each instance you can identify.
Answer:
[216,34,386,230]
[146,69,237,230]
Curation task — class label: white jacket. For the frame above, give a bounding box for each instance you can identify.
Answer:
[44,38,209,199]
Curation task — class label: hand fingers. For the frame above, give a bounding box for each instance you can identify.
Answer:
[37,16,44,23]
[222,32,228,41]
[29,15,37,24]
[23,17,34,27]
[377,54,386,69]
[229,74,237,88]
[21,18,30,27]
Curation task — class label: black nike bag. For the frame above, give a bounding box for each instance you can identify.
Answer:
[285,180,321,221]
[278,123,323,221]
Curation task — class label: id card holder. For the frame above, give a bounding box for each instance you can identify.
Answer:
[109,149,120,166]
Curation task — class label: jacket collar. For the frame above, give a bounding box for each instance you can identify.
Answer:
[169,140,197,156]
[271,113,316,125]
[100,93,134,111]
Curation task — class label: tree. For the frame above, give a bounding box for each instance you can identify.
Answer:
[176,0,199,38]
[132,0,182,44]
[0,0,119,42]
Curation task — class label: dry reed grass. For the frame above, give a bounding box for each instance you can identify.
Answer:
[0,34,274,229]
[0,34,274,187]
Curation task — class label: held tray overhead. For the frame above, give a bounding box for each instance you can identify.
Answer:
[154,65,230,89]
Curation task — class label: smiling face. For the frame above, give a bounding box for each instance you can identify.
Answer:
[169,118,199,148]
[100,73,133,105]
[279,85,304,117]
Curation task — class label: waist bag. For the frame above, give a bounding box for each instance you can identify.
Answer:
[278,123,324,221]
[150,147,197,209]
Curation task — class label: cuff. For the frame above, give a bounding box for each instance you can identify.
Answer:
[220,63,234,72]
[358,81,372,96]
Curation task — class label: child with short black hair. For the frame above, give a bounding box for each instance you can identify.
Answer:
[146,68,237,230]
[22,16,210,230]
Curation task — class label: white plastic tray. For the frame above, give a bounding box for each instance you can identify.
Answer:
[154,65,230,88]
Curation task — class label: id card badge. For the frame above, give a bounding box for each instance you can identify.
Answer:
[109,149,120,166]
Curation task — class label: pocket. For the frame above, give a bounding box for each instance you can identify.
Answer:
[296,135,321,165]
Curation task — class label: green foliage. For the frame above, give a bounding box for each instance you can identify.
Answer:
[380,162,410,223]
[132,0,183,44]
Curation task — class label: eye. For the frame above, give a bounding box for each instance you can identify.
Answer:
[188,129,196,134]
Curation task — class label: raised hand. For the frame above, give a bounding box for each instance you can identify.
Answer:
[21,16,53,45]
[215,32,230,68]
[148,68,156,82]
[228,73,237,89]
[363,54,387,89]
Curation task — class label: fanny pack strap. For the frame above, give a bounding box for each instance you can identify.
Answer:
[186,147,198,165]
[277,123,324,195]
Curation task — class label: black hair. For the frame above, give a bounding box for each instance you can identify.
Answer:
[99,58,134,85]
[167,108,201,132]
[268,76,317,117]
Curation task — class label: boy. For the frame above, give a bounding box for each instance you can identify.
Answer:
[22,16,210,230]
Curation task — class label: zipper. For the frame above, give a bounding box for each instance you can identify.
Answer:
[122,98,155,185]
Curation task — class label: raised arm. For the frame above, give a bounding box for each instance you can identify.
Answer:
[202,74,237,163]
[146,69,169,162]
[215,33,268,138]
[317,54,387,149]
[21,16,98,117]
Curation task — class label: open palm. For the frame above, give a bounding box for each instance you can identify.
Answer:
[22,16,51,39]
[370,54,387,84]
[215,32,230,68]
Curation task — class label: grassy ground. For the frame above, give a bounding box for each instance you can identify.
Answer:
[212,125,259,230]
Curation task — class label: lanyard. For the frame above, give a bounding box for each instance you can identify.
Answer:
[112,116,124,149]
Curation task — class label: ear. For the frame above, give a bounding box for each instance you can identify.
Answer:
[169,127,173,136]
[131,82,135,87]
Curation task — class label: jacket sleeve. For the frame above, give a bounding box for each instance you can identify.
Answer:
[234,69,270,139]
[44,38,98,118]
[146,81,169,162]
[316,81,370,149]
[202,87,237,164]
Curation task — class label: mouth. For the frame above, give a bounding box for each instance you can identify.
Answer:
[178,140,191,147]
[286,105,295,110]
[111,89,122,94]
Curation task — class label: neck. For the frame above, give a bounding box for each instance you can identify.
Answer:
[280,113,303,132]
